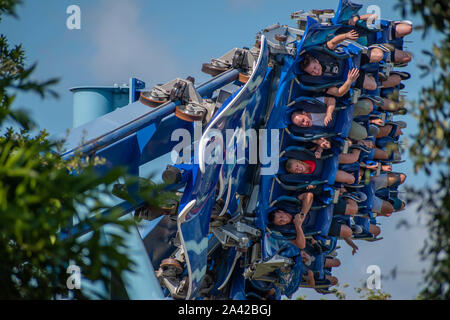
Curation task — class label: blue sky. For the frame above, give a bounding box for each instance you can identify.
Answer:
[2,0,442,299]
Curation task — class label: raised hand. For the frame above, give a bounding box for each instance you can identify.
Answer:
[347,68,360,82]
[315,149,322,159]
[345,30,359,40]
[371,118,385,126]
[293,213,306,227]
[324,113,333,126]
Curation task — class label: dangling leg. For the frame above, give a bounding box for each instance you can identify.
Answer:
[363,74,378,91]
[387,172,406,186]
[368,47,384,63]
[373,148,389,160]
[354,98,374,116]
[335,170,356,185]
[325,275,339,286]
[325,258,341,268]
[376,124,403,138]
[345,198,359,216]
[381,74,402,88]
[394,49,412,64]
[369,224,381,236]
[394,23,413,38]
[339,149,361,164]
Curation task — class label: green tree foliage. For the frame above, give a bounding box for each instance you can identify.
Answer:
[395,0,449,300]
[296,283,392,300]
[0,0,173,299]
[0,1,58,130]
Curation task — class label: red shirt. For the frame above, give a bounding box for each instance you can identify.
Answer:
[303,160,316,174]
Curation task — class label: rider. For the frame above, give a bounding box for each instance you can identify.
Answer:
[268,192,314,249]
[298,31,403,93]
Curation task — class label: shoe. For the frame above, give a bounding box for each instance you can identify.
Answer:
[369,43,393,53]
[390,120,407,129]
[368,95,385,107]
[378,72,388,82]
[394,20,413,26]
[380,43,395,52]
[328,251,338,258]
[343,183,365,189]
[315,288,333,295]
[343,191,367,203]
[394,107,408,115]
[350,144,371,154]
[353,191,368,202]
[390,71,411,80]
[351,225,363,235]
[394,62,408,67]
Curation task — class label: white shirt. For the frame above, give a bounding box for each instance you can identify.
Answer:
[310,112,326,127]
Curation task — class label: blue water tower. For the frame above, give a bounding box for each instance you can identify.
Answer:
[71,78,145,127]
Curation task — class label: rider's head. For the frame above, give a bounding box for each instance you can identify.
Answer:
[285,159,309,174]
[300,54,322,76]
[268,209,293,226]
[291,111,312,127]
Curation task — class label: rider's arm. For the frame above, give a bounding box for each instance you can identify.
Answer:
[326,83,351,97]
[326,30,359,50]
[349,13,378,25]
[298,192,314,215]
[359,13,378,21]
[290,214,306,249]
[324,96,336,124]
[326,68,360,97]
[344,237,359,255]
[326,34,348,51]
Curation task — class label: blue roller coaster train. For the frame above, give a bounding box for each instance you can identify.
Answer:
[60,0,413,300]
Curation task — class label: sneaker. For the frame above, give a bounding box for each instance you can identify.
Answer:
[394,107,408,115]
[352,191,368,202]
[391,120,407,129]
[369,43,393,53]
[351,225,363,235]
[351,144,371,154]
[328,251,338,258]
[378,72,388,82]
[394,62,408,68]
[343,191,367,203]
[391,71,411,80]
[379,43,395,52]
[315,288,333,295]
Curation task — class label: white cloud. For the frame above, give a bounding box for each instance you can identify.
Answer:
[88,0,179,86]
